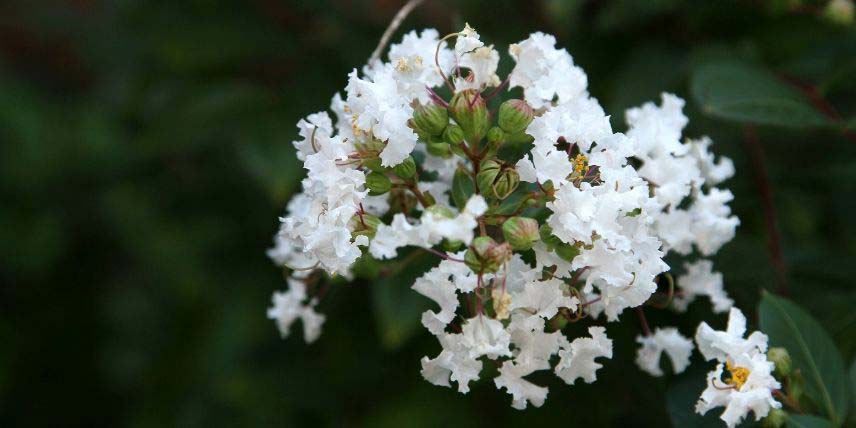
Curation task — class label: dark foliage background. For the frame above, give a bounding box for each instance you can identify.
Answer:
[1,0,854,426]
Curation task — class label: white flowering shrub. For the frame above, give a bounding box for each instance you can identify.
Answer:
[264,24,812,427]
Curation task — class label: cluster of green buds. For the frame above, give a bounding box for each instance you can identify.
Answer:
[762,347,805,428]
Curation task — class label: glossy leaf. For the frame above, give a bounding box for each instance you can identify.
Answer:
[786,414,831,428]
[690,61,833,129]
[759,293,850,425]
[451,167,475,210]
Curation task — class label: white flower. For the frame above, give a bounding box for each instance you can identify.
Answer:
[421,333,483,393]
[495,361,549,410]
[508,278,578,321]
[508,32,588,108]
[696,352,782,427]
[412,265,460,335]
[690,188,740,256]
[689,136,735,185]
[675,260,733,313]
[695,308,769,363]
[554,326,612,384]
[635,327,694,376]
[267,280,326,343]
[461,315,512,359]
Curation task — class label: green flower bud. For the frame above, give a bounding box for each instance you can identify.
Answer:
[487,126,505,145]
[465,236,512,273]
[349,213,382,239]
[355,139,387,171]
[442,239,464,252]
[502,216,540,250]
[767,347,792,378]
[477,160,519,200]
[393,156,417,179]
[365,171,392,195]
[427,140,453,158]
[760,409,787,428]
[442,124,466,146]
[498,99,534,134]
[411,101,449,136]
[476,160,501,196]
[448,89,490,146]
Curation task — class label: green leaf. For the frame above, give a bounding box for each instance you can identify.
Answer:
[370,251,434,350]
[451,167,475,210]
[759,292,850,425]
[786,414,831,428]
[690,61,834,129]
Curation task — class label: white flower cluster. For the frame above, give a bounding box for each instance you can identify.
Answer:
[264,24,760,419]
[695,308,782,427]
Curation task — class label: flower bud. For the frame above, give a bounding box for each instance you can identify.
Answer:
[465,236,512,273]
[393,156,417,179]
[477,160,519,200]
[476,160,501,196]
[448,89,490,145]
[427,139,453,158]
[487,126,505,145]
[498,99,534,134]
[442,124,466,146]
[349,213,382,239]
[761,409,787,428]
[365,171,392,195]
[502,216,540,250]
[411,101,449,137]
[356,139,387,172]
[767,347,792,378]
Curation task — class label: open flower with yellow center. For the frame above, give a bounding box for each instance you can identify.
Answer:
[694,309,781,427]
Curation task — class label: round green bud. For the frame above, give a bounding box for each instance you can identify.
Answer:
[427,140,453,158]
[767,347,792,378]
[442,124,466,146]
[411,101,449,136]
[502,216,540,250]
[761,409,787,428]
[349,213,382,239]
[393,156,417,179]
[442,239,464,252]
[448,89,490,145]
[476,160,501,196]
[487,126,505,145]
[498,99,534,134]
[365,171,392,195]
[493,168,520,200]
[465,236,512,273]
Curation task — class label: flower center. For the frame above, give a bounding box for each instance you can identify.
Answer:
[725,361,750,391]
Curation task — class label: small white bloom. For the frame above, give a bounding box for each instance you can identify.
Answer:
[461,315,512,359]
[695,308,769,363]
[675,259,733,313]
[421,333,483,393]
[495,361,549,410]
[696,352,782,427]
[635,327,694,376]
[555,326,612,384]
[267,280,326,343]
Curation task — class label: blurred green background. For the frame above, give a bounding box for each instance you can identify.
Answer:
[1,0,855,426]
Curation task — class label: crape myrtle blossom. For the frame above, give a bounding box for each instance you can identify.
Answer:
[265,23,758,420]
[695,308,781,427]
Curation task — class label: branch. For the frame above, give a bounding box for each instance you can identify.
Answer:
[368,0,426,65]
[743,126,789,296]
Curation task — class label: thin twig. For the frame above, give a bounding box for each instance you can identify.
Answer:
[636,307,652,337]
[743,126,788,296]
[368,0,425,66]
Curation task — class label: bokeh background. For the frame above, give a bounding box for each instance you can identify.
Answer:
[1,0,855,426]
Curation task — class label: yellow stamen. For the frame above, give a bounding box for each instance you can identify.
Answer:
[725,361,750,391]
[573,154,588,176]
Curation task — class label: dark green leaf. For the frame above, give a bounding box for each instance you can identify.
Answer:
[690,61,833,129]
[759,292,850,425]
[451,167,475,210]
[786,414,831,428]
